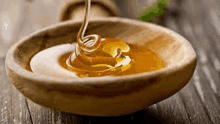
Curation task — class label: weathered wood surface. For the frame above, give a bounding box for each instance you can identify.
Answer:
[1,0,220,123]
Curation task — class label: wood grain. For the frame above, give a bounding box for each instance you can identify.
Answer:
[1,0,220,123]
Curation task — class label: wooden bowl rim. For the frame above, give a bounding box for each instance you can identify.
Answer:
[6,17,197,88]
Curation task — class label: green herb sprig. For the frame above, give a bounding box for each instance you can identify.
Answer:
[138,0,169,22]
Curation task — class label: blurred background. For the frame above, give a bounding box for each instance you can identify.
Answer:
[0,0,220,53]
[0,0,171,56]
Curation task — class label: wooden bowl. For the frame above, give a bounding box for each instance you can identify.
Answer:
[5,17,197,116]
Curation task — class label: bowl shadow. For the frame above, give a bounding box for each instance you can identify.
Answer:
[58,108,164,124]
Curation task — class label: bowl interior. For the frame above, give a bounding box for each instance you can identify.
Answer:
[12,17,195,78]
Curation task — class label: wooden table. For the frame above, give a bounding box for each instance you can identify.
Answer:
[1,0,220,123]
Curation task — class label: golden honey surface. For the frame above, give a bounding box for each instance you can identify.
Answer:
[59,38,164,77]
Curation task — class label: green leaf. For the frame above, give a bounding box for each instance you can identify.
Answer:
[138,0,169,22]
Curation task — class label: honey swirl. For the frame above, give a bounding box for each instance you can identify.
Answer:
[66,0,132,77]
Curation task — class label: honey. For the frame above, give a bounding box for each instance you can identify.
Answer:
[65,37,131,77]
[59,38,164,77]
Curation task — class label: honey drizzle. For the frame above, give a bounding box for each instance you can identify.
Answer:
[66,0,132,77]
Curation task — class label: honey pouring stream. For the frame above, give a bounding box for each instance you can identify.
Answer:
[66,0,132,76]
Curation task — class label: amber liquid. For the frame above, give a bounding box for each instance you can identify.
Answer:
[59,38,164,77]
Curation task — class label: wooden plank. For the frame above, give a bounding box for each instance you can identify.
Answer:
[179,83,212,124]
[165,12,213,124]
[0,57,32,124]
[27,100,53,124]
[160,14,212,124]
[48,105,163,124]
[169,0,220,123]
[156,95,191,124]
[150,0,220,123]
[145,1,208,124]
